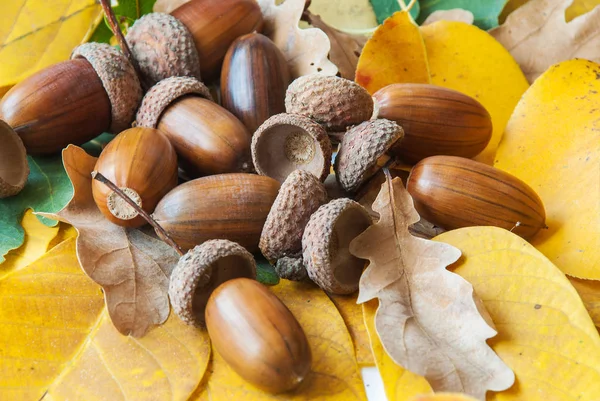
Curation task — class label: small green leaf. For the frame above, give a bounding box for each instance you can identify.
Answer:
[88,0,157,44]
[255,256,280,286]
[81,133,115,157]
[0,156,73,262]
[417,0,507,29]
[89,21,114,44]
[370,0,421,24]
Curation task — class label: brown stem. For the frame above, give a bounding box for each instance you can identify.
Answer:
[91,171,185,256]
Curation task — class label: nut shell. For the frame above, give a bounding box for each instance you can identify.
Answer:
[302,198,372,294]
[72,43,142,133]
[335,119,404,193]
[0,120,28,198]
[169,240,256,327]
[285,75,373,132]
[260,170,328,263]
[252,113,332,183]
[126,13,201,86]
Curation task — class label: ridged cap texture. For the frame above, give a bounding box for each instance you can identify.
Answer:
[126,13,201,86]
[285,75,374,132]
[335,119,404,192]
[275,257,309,282]
[136,76,213,128]
[72,43,142,133]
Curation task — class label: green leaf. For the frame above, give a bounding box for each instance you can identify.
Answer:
[81,133,115,157]
[370,0,421,24]
[417,0,507,29]
[0,156,73,262]
[255,255,280,286]
[89,22,114,44]
[88,0,157,44]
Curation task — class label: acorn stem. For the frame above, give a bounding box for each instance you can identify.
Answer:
[91,171,185,256]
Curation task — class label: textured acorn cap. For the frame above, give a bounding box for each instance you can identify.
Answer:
[302,198,372,294]
[0,120,28,198]
[126,13,201,86]
[136,76,213,128]
[252,113,332,183]
[285,75,374,132]
[260,170,328,263]
[334,119,404,193]
[72,43,143,133]
[275,256,309,282]
[169,239,256,327]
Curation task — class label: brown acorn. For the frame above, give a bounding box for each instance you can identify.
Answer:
[0,120,28,198]
[136,76,252,177]
[205,278,311,393]
[221,33,291,133]
[152,173,280,252]
[374,83,493,164]
[407,156,546,239]
[0,43,142,155]
[92,127,178,228]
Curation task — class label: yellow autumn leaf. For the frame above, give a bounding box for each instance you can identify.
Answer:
[0,238,104,401]
[494,59,600,280]
[435,226,600,400]
[329,293,374,367]
[569,277,600,329]
[409,394,479,401]
[0,0,102,96]
[201,280,367,400]
[420,21,529,164]
[46,223,78,251]
[362,300,433,401]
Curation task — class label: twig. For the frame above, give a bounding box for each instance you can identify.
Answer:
[91,171,185,256]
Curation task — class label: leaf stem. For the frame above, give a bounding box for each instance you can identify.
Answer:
[91,171,185,256]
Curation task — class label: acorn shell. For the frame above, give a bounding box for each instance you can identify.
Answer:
[0,120,28,198]
[407,156,546,239]
[92,127,178,228]
[374,83,493,164]
[302,198,372,294]
[285,75,374,132]
[153,173,281,252]
[259,170,328,263]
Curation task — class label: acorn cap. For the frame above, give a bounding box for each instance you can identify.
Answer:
[72,43,143,133]
[251,113,332,183]
[136,76,213,128]
[275,256,309,282]
[302,198,372,294]
[0,120,28,198]
[334,119,404,193]
[169,239,256,327]
[259,170,328,263]
[126,13,201,86]
[285,75,374,132]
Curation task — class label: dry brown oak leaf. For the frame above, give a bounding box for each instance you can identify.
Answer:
[490,0,600,83]
[350,174,515,400]
[40,145,180,338]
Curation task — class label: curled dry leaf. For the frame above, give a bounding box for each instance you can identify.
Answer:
[350,174,514,399]
[569,277,600,329]
[40,146,180,337]
[490,0,600,83]
[422,9,474,25]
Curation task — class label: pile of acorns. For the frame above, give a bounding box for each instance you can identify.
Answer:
[0,0,547,393]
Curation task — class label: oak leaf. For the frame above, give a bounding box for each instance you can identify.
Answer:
[569,277,600,329]
[490,0,600,83]
[350,174,514,399]
[40,146,180,337]
[308,0,379,31]
[422,9,474,25]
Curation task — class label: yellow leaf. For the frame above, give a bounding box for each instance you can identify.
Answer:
[420,22,529,164]
[569,277,600,329]
[46,223,78,251]
[308,0,378,31]
[435,226,600,400]
[202,281,367,400]
[500,0,600,23]
[0,0,102,95]
[362,300,433,401]
[329,293,374,367]
[43,310,211,401]
[0,209,59,278]
[0,238,104,401]
[409,394,479,401]
[494,59,600,280]
[355,11,430,94]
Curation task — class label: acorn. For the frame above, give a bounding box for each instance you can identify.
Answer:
[221,33,292,133]
[136,76,252,177]
[205,278,312,393]
[92,127,178,228]
[0,43,142,155]
[302,198,372,294]
[169,239,256,327]
[153,173,280,252]
[407,156,546,239]
[285,75,374,134]
[0,120,28,198]
[373,83,493,164]
[252,113,332,183]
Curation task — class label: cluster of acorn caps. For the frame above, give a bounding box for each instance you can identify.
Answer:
[0,0,547,393]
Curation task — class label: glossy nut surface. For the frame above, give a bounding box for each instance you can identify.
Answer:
[205,278,311,393]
